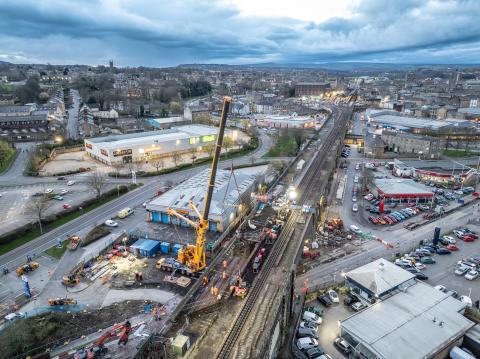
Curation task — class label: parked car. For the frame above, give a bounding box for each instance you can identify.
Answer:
[349,225,361,234]
[297,337,319,351]
[440,236,456,245]
[454,266,470,276]
[67,180,76,186]
[352,204,358,212]
[317,295,332,307]
[415,263,426,270]
[305,347,325,359]
[303,311,322,325]
[463,233,478,240]
[327,290,339,303]
[436,247,451,255]
[415,272,429,280]
[297,327,318,339]
[462,235,475,242]
[304,306,324,317]
[446,290,458,298]
[60,189,69,195]
[57,176,66,180]
[351,302,366,312]
[334,338,351,354]
[343,294,358,305]
[447,244,459,251]
[63,203,72,210]
[453,229,466,238]
[53,195,63,201]
[45,188,53,194]
[465,270,479,281]
[434,285,447,292]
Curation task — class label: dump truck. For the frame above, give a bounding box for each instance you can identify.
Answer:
[67,235,81,250]
[16,262,39,276]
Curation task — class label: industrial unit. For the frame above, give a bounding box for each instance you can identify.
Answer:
[373,178,434,202]
[146,168,257,232]
[340,259,475,359]
[84,124,239,165]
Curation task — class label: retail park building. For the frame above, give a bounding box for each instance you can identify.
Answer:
[84,124,239,165]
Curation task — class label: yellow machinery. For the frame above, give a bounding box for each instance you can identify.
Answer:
[167,97,232,273]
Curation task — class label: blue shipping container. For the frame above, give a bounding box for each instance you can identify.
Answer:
[160,242,170,254]
[173,244,183,255]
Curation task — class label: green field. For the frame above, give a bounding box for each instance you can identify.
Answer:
[443,149,479,157]
[0,147,16,174]
[45,241,68,259]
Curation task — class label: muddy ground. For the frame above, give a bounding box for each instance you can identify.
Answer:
[1,300,149,359]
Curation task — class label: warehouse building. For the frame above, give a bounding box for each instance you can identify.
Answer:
[382,130,445,159]
[295,82,331,97]
[146,168,257,232]
[255,114,322,129]
[340,259,475,359]
[84,124,239,165]
[373,178,434,202]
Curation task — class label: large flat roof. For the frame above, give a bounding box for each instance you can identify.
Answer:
[375,179,434,197]
[147,168,256,219]
[345,258,415,297]
[341,281,474,359]
[85,124,219,149]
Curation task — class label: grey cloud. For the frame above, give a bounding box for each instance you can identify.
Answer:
[0,0,479,65]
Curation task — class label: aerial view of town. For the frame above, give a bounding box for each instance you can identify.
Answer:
[0,1,479,359]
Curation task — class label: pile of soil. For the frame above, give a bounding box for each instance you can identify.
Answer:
[0,300,147,359]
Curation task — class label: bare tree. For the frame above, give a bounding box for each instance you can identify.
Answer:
[26,193,52,234]
[172,152,182,167]
[87,171,108,198]
[151,158,165,173]
[189,147,198,164]
[111,163,123,178]
[223,136,234,154]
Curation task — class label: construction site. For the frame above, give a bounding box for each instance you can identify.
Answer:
[0,96,361,359]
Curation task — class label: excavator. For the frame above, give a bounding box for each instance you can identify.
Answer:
[163,97,232,275]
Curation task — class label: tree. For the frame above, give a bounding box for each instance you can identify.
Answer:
[172,152,182,167]
[87,171,107,198]
[271,160,287,173]
[15,76,41,103]
[189,147,198,164]
[26,192,52,234]
[151,158,165,173]
[203,143,215,158]
[223,136,234,153]
[0,140,12,168]
[169,101,182,114]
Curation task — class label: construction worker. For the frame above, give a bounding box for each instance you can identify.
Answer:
[202,276,209,286]
[118,321,132,345]
[223,260,228,269]
[222,271,227,280]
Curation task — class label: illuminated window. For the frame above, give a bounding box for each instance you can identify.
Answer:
[201,134,215,142]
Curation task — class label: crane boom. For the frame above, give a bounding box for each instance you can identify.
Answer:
[167,97,232,273]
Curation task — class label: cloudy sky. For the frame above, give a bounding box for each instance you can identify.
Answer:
[0,0,479,67]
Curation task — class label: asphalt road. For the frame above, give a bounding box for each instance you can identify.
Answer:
[297,202,480,292]
[0,130,273,269]
[67,89,80,140]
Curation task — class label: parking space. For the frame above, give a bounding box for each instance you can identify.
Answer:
[300,289,357,358]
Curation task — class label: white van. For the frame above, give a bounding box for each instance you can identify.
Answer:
[303,311,322,325]
[297,337,318,351]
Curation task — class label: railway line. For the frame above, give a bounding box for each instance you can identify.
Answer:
[216,107,352,358]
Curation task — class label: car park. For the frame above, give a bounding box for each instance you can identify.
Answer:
[440,236,456,245]
[334,338,351,354]
[327,290,339,303]
[465,270,479,281]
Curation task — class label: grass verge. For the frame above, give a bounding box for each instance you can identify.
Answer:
[0,184,143,256]
[45,241,68,259]
[443,149,479,157]
[0,148,16,174]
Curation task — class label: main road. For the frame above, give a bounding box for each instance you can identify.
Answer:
[0,130,273,269]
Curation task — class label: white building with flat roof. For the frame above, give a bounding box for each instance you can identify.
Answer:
[341,259,475,359]
[84,124,238,165]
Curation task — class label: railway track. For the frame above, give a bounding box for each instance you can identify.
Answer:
[216,108,351,358]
